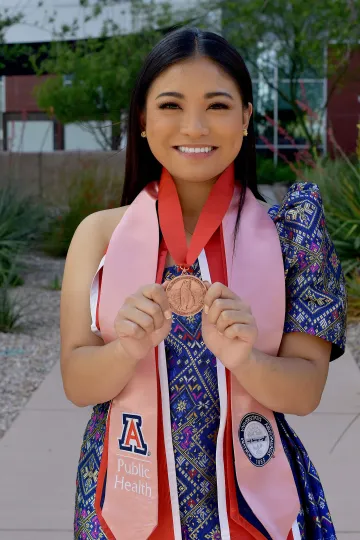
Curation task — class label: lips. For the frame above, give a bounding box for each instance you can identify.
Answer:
[173,146,218,150]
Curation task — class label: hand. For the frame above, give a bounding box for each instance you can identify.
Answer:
[114,283,172,362]
[201,282,258,372]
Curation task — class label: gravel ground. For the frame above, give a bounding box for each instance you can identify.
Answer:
[0,250,65,440]
[0,250,359,441]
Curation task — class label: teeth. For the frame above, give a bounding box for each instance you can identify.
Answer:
[177,146,214,154]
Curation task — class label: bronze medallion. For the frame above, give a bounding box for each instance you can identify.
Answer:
[165,274,207,316]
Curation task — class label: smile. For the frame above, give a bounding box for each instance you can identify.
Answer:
[174,146,218,158]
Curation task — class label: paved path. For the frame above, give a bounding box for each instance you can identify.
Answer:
[0,348,359,539]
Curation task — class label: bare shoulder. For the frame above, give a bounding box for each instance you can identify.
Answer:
[70,205,129,250]
[99,205,130,246]
[60,205,129,369]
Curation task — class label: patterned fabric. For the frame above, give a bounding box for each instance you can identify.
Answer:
[74,181,347,539]
[268,182,347,360]
[163,261,221,540]
[75,403,109,539]
[276,414,336,540]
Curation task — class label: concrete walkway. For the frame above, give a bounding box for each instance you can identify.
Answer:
[0,348,359,540]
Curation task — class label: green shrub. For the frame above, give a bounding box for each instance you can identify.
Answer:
[256,156,298,185]
[0,259,29,332]
[304,158,360,275]
[42,168,123,257]
[346,271,360,322]
[303,157,360,321]
[47,275,62,291]
[0,185,48,287]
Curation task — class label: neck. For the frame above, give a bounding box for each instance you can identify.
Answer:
[172,175,219,233]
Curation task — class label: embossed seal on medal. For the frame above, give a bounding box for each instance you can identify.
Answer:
[238,413,275,467]
[165,275,207,316]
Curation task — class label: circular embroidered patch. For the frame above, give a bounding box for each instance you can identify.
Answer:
[238,413,275,467]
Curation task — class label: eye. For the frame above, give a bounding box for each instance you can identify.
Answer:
[158,102,180,109]
[209,102,230,110]
[158,101,230,110]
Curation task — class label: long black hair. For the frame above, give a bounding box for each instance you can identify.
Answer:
[121,26,266,234]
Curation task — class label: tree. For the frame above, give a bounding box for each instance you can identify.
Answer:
[32,0,215,150]
[33,32,164,150]
[0,8,25,72]
[216,0,360,156]
[33,0,360,155]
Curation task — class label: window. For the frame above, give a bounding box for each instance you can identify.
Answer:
[250,48,326,164]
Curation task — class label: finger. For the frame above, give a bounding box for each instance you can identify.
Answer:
[203,282,237,314]
[118,306,156,335]
[215,310,254,334]
[206,298,240,325]
[126,295,165,330]
[223,323,257,342]
[116,319,146,340]
[141,284,172,320]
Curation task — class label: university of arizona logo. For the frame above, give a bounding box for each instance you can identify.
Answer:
[238,413,275,467]
[118,413,148,456]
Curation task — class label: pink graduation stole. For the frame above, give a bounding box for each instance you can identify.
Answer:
[95,165,300,539]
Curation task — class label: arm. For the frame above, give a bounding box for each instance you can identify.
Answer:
[60,209,138,408]
[233,331,332,416]
[62,341,138,408]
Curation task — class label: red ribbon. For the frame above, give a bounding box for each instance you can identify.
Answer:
[158,163,235,267]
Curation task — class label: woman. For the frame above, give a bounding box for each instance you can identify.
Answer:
[60,27,347,540]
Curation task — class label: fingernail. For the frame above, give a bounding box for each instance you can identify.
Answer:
[165,310,172,320]
[204,305,209,314]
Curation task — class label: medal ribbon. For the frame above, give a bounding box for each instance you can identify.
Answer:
[158,163,235,267]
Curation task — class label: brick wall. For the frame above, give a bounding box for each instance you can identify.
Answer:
[327,46,360,155]
[5,75,53,113]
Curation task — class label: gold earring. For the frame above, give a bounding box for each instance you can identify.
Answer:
[141,131,147,138]
[243,128,248,137]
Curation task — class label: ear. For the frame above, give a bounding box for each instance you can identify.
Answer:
[243,102,253,130]
[139,109,146,131]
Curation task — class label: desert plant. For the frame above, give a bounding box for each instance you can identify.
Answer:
[346,270,360,322]
[47,275,62,291]
[0,285,23,332]
[0,186,48,286]
[303,151,360,277]
[303,128,360,321]
[0,259,28,332]
[42,167,122,257]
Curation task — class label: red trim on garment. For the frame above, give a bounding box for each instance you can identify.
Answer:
[93,243,117,537]
[205,227,269,540]
[149,237,176,539]
[94,400,116,539]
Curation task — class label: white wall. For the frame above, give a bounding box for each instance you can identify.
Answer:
[64,122,112,151]
[6,120,54,152]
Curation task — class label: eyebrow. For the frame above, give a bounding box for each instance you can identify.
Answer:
[155,91,234,100]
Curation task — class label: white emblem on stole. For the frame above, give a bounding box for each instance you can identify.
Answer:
[239,413,275,467]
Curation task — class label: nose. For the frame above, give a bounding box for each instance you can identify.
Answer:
[179,112,210,138]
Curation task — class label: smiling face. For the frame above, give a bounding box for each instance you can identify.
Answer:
[141,55,252,185]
